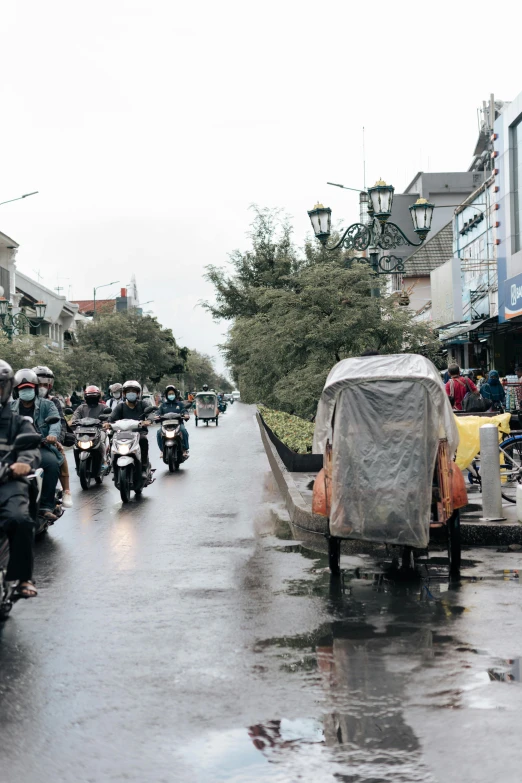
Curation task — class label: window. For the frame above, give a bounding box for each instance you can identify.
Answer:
[512,118,522,252]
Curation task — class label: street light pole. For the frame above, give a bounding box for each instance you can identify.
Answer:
[93,280,119,318]
[0,191,39,207]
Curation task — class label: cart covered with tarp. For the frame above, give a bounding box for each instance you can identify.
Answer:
[312,354,462,555]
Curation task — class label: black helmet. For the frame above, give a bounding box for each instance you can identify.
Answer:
[0,360,14,405]
[202,384,209,391]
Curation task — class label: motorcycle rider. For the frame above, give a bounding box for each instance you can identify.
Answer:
[11,369,62,521]
[32,365,73,509]
[72,385,111,467]
[107,382,123,411]
[0,362,41,598]
[108,381,152,471]
[202,384,209,392]
[156,385,189,458]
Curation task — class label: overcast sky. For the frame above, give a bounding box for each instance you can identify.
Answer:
[0,0,521,372]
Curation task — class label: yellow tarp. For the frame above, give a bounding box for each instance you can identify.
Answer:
[454,413,511,470]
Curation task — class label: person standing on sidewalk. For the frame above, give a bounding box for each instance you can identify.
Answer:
[444,364,477,411]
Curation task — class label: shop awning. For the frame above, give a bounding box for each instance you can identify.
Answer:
[438,318,491,344]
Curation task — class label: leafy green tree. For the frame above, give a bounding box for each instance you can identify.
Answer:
[221,260,440,418]
[0,335,76,392]
[75,312,187,386]
[164,349,233,393]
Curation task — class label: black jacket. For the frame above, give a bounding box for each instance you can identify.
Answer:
[0,404,41,469]
[110,400,150,428]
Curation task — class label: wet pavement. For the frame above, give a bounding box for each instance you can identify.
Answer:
[1,403,522,782]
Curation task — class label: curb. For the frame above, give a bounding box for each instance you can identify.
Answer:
[256,411,522,548]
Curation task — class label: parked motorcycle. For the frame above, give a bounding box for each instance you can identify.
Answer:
[108,406,156,503]
[0,430,44,619]
[156,412,187,472]
[73,416,110,489]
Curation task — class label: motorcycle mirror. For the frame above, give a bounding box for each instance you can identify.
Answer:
[143,405,157,415]
[98,413,112,420]
[45,415,60,425]
[64,407,74,415]
[13,432,41,451]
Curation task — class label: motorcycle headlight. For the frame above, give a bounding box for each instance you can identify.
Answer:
[79,440,93,449]
[118,444,130,455]
[165,430,176,438]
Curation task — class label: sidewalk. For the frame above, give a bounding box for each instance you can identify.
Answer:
[459,484,522,545]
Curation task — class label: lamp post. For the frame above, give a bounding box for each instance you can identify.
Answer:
[0,191,39,207]
[93,280,119,318]
[0,288,47,340]
[308,180,435,290]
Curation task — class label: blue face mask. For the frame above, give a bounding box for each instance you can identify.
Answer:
[168,394,176,401]
[19,388,36,402]
[126,392,138,403]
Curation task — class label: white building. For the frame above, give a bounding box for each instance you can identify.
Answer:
[0,230,85,346]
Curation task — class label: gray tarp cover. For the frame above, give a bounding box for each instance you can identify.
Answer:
[313,354,459,547]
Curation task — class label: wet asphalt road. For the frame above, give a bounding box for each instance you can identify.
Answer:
[1,402,522,782]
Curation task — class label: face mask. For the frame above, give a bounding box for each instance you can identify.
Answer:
[19,388,36,402]
[167,394,175,401]
[86,397,98,406]
[126,392,137,403]
[38,387,49,398]
[113,391,121,399]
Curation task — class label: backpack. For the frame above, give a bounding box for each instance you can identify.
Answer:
[460,378,489,412]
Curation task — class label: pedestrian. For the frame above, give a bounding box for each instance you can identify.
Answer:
[480,370,506,411]
[444,364,477,411]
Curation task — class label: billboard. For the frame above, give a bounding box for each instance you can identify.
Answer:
[504,273,522,319]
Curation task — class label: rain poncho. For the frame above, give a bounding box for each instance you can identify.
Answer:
[313,354,459,548]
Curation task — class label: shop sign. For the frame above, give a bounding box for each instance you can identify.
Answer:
[505,272,522,319]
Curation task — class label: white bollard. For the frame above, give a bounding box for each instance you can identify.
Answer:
[480,423,505,521]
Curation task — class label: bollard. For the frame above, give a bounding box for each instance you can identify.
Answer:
[480,423,505,521]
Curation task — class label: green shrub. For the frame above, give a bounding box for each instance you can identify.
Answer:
[258,405,314,454]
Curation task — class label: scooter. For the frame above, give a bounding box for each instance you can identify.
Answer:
[0,429,44,619]
[108,406,156,503]
[156,412,188,472]
[73,416,110,489]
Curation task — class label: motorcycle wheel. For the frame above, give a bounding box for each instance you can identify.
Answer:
[79,460,92,490]
[215,417,219,427]
[119,467,131,503]
[95,475,103,485]
[195,417,198,426]
[168,449,175,473]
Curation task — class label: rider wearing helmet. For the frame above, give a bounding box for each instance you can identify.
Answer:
[0,361,41,598]
[72,385,111,423]
[32,365,73,509]
[156,385,190,457]
[202,384,209,392]
[109,381,152,469]
[107,382,123,410]
[10,369,62,522]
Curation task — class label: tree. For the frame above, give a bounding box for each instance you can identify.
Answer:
[216,248,440,417]
[165,349,233,393]
[75,311,187,386]
[0,335,76,392]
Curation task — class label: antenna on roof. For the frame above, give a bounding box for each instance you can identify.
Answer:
[362,126,366,190]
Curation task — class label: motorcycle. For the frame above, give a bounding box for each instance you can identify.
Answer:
[73,416,110,489]
[156,412,188,472]
[0,430,44,619]
[107,406,156,503]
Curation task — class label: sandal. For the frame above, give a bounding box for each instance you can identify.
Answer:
[16,581,38,599]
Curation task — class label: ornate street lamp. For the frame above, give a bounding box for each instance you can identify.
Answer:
[0,291,48,340]
[307,203,332,245]
[307,179,435,276]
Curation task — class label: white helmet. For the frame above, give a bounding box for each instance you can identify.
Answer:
[122,380,141,398]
